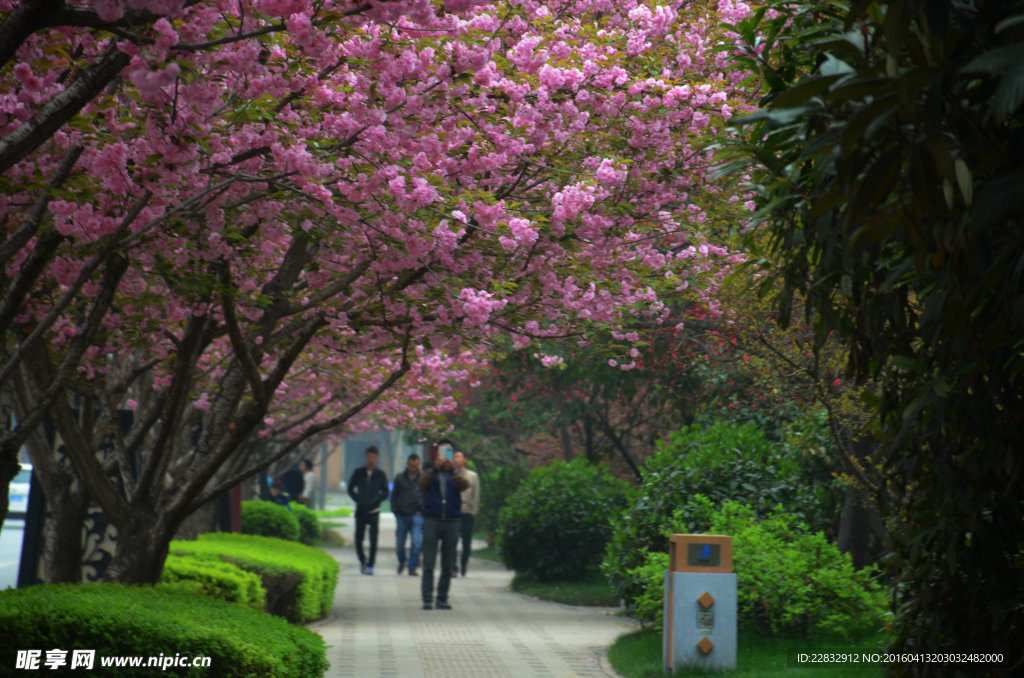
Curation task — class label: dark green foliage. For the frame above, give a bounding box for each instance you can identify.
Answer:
[289,502,322,545]
[496,458,629,581]
[169,533,339,623]
[722,0,1024,665]
[712,502,889,637]
[161,555,265,610]
[627,499,889,636]
[240,500,301,542]
[474,463,528,542]
[602,421,841,609]
[0,584,327,677]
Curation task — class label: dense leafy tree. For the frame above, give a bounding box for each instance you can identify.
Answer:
[723,0,1024,668]
[444,321,711,480]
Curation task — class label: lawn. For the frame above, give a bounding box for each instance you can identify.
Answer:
[609,628,888,678]
[510,568,621,607]
[471,548,621,607]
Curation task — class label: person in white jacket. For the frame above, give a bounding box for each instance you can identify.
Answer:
[453,450,479,577]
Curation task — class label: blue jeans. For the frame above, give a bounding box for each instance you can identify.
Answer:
[395,513,423,569]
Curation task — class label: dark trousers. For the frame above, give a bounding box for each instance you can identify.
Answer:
[355,510,380,567]
[458,513,475,573]
[421,517,459,604]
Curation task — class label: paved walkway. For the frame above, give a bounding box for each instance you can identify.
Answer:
[309,513,636,678]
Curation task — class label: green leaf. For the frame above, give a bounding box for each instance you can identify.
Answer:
[891,355,927,372]
[967,171,1024,231]
[993,63,1024,120]
[770,74,846,108]
[954,158,973,208]
[961,44,1024,74]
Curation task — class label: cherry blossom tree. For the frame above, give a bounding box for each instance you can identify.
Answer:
[0,0,755,581]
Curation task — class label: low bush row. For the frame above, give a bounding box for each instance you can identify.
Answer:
[169,533,338,623]
[1,532,340,676]
[240,500,322,545]
[0,583,327,677]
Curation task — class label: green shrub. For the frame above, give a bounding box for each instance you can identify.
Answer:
[626,500,890,636]
[290,502,321,545]
[240,500,300,542]
[496,458,628,581]
[169,533,338,623]
[0,583,326,677]
[161,555,265,610]
[623,550,669,629]
[602,420,841,610]
[475,463,528,543]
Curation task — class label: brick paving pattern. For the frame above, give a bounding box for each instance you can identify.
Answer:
[310,513,635,678]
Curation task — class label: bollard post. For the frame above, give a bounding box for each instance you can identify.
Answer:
[663,534,737,673]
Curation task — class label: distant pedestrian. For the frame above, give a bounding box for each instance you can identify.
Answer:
[418,453,468,609]
[453,450,479,577]
[391,454,423,576]
[347,446,389,575]
[298,459,316,508]
[279,462,304,503]
[268,479,292,510]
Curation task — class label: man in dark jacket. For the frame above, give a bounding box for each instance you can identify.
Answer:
[347,446,389,575]
[418,454,469,609]
[391,453,423,576]
[279,463,304,503]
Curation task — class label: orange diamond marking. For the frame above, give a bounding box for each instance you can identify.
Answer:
[697,636,714,654]
[697,591,715,609]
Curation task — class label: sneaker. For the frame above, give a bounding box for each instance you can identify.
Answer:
[408,568,418,576]
[422,601,432,610]
[461,566,467,577]
[398,563,405,575]
[367,566,374,575]
[436,601,452,610]
[360,564,368,575]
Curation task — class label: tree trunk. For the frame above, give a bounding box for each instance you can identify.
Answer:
[173,496,219,541]
[42,485,90,583]
[836,437,889,568]
[103,519,173,584]
[836,487,872,568]
[559,421,574,460]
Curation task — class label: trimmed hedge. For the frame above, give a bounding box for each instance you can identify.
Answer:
[0,583,327,677]
[161,555,266,610]
[290,502,322,545]
[240,500,300,542]
[169,533,338,623]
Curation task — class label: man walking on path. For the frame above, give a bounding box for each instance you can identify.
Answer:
[347,446,389,575]
[391,453,423,576]
[453,450,479,577]
[418,454,468,609]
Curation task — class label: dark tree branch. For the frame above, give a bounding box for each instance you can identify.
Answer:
[188,330,413,510]
[0,42,130,174]
[217,262,268,410]
[0,190,152,390]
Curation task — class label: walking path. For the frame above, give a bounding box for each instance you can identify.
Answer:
[310,512,637,678]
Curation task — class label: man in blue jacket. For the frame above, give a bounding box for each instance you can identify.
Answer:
[347,446,389,575]
[418,454,469,609]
